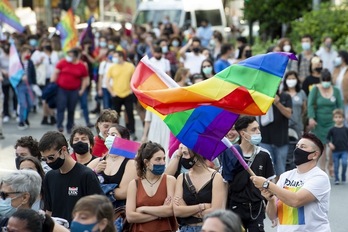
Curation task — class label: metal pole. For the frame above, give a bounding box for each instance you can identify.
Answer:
[44,0,53,26]
[100,0,104,21]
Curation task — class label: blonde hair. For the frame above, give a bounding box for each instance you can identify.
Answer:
[174,68,189,83]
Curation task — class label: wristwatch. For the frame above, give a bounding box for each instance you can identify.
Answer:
[262,180,270,189]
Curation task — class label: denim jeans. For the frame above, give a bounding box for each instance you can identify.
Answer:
[260,143,288,176]
[179,225,202,232]
[56,87,79,131]
[16,83,33,123]
[102,87,112,109]
[332,151,347,182]
[79,89,90,125]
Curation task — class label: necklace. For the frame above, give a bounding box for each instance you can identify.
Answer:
[144,176,161,187]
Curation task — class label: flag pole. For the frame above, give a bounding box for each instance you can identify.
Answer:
[221,137,256,176]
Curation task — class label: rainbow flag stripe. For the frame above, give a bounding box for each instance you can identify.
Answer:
[277,186,305,225]
[0,0,24,32]
[56,9,78,52]
[132,53,295,116]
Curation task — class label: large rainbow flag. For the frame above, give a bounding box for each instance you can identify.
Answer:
[131,53,295,160]
[56,9,78,52]
[0,0,24,32]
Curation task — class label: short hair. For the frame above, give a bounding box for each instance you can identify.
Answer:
[109,124,130,140]
[301,34,313,42]
[203,209,242,232]
[114,50,125,60]
[236,36,247,44]
[1,170,41,207]
[38,131,68,152]
[10,209,43,232]
[20,45,32,54]
[234,116,257,132]
[67,47,81,57]
[95,109,119,134]
[14,136,41,159]
[332,108,344,117]
[220,43,232,56]
[153,46,162,54]
[302,132,324,155]
[338,50,348,65]
[191,37,201,45]
[73,195,116,232]
[320,68,332,82]
[69,126,95,147]
[135,141,165,177]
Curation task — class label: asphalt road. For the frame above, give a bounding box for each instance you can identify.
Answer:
[0,105,346,231]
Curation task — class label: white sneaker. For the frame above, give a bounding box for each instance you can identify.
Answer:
[3,116,9,123]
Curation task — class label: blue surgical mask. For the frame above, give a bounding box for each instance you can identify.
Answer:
[0,198,17,217]
[322,81,331,89]
[70,221,98,232]
[202,66,212,75]
[301,42,311,51]
[172,40,179,47]
[104,135,115,150]
[99,41,107,48]
[151,164,165,175]
[112,57,119,64]
[107,55,113,61]
[29,39,38,47]
[108,44,115,50]
[161,46,168,54]
[249,134,262,145]
[231,136,240,144]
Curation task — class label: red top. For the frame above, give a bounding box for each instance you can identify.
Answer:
[56,59,88,90]
[92,136,108,157]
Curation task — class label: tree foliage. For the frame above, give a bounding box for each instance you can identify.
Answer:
[243,0,312,40]
[291,2,348,49]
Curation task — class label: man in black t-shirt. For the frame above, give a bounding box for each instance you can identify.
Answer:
[38,131,103,223]
[221,116,275,232]
[260,92,292,178]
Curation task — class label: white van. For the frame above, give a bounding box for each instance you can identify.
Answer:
[134,0,227,33]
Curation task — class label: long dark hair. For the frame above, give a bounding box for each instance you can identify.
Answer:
[283,70,301,92]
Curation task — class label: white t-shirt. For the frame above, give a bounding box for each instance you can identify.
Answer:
[276,166,331,232]
[98,61,113,88]
[181,52,206,74]
[149,57,170,74]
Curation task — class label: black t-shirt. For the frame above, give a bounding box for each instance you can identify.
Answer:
[260,92,292,146]
[44,162,103,223]
[327,126,348,152]
[302,75,321,96]
[227,146,275,204]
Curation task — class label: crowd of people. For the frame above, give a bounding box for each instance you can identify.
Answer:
[0,16,343,232]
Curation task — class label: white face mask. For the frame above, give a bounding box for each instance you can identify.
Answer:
[104,135,116,150]
[286,79,297,88]
[66,56,73,63]
[283,45,291,52]
[334,57,342,67]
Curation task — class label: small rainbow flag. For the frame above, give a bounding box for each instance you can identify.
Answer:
[109,137,141,159]
[56,9,78,52]
[0,0,24,32]
[131,53,294,160]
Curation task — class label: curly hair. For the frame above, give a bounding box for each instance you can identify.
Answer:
[69,126,95,147]
[95,109,119,134]
[134,141,165,177]
[15,136,41,160]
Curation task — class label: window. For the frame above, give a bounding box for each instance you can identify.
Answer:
[135,10,182,27]
[195,10,222,26]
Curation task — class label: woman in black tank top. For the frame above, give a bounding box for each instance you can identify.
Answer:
[173,146,227,232]
[87,124,137,208]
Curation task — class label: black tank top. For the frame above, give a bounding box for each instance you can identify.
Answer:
[100,158,129,185]
[179,171,217,225]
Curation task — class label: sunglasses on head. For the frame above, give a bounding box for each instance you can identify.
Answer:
[0,191,21,200]
[41,148,62,162]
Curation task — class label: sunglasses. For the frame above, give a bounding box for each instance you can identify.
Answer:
[41,148,62,162]
[0,191,21,200]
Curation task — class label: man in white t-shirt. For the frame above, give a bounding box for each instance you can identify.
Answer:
[251,133,331,232]
[149,46,171,76]
[179,37,206,75]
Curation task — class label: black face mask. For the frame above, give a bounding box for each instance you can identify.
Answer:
[293,147,314,166]
[72,141,89,155]
[44,45,52,52]
[155,56,162,60]
[15,156,24,169]
[192,47,200,54]
[314,67,323,73]
[181,156,197,169]
[47,156,65,170]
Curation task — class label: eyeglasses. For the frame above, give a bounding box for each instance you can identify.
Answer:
[0,191,21,200]
[41,148,62,162]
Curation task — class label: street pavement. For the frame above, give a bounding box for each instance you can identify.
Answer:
[0,104,347,231]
